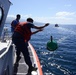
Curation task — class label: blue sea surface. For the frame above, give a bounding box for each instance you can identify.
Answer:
[5,23,76,75]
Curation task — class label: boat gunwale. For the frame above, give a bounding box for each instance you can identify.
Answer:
[29,42,43,75]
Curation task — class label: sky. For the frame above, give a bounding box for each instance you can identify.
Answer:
[8,0,76,24]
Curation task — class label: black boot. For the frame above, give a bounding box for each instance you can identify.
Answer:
[27,66,37,75]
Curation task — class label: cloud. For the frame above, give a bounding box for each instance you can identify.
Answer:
[49,11,76,24]
[32,11,76,24]
[7,15,15,18]
[21,14,32,19]
[7,14,32,19]
[56,11,75,17]
[7,12,76,24]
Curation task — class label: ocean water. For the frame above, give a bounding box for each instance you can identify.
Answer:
[5,23,76,75]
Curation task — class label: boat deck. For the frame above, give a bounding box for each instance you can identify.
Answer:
[13,47,35,75]
[0,40,43,75]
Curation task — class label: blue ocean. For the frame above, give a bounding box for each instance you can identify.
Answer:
[5,23,76,75]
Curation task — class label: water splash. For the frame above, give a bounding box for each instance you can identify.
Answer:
[50,63,71,75]
[57,36,67,43]
[57,27,76,35]
[56,27,76,44]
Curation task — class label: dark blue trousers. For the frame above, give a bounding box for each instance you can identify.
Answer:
[12,32,32,68]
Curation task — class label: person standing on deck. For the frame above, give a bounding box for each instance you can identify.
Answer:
[11,14,21,33]
[12,17,49,75]
[11,14,21,63]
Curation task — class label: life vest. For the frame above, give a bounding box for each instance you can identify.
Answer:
[15,22,32,42]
